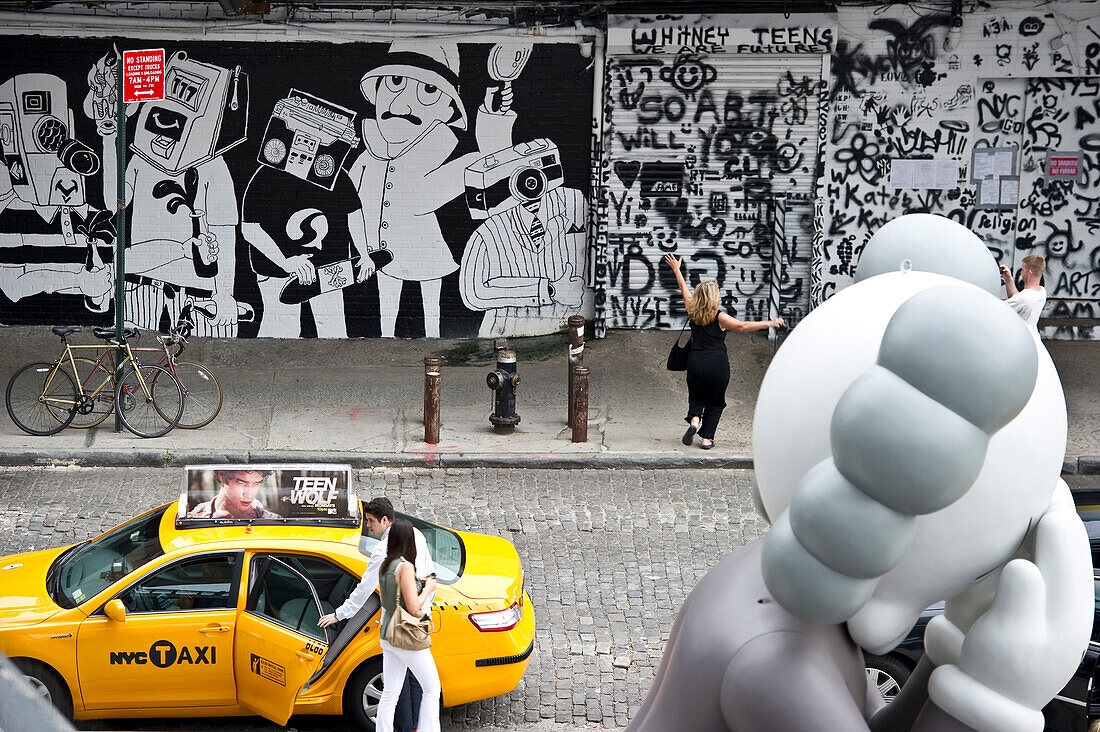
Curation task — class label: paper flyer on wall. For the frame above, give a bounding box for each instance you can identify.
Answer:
[176,464,359,526]
[891,159,958,190]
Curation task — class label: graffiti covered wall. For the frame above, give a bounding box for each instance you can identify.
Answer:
[598,15,831,334]
[822,3,1100,338]
[0,31,593,338]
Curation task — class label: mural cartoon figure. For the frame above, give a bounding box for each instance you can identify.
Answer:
[628,214,1093,732]
[460,139,585,338]
[242,90,390,338]
[346,40,524,338]
[0,73,113,312]
[100,51,248,336]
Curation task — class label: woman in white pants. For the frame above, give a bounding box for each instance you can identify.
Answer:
[376,518,441,732]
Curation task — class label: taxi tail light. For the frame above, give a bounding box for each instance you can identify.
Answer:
[469,602,521,632]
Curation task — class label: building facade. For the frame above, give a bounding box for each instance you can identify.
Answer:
[1,1,1097,339]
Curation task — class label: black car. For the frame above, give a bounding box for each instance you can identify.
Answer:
[865,488,1100,730]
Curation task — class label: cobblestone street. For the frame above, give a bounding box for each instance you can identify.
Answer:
[0,466,768,731]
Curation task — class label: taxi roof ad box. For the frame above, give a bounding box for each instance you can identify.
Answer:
[176,464,358,527]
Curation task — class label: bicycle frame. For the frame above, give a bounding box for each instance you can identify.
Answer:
[129,340,184,381]
[54,340,154,406]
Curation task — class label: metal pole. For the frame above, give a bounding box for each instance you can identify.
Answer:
[768,195,786,342]
[424,355,441,444]
[571,365,589,443]
[113,60,127,432]
[567,315,585,425]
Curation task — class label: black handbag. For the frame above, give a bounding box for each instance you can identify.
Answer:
[666,321,692,371]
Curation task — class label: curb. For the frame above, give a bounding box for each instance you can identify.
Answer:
[0,449,1097,473]
[0,448,755,470]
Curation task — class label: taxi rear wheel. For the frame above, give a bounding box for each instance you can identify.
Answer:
[14,659,73,719]
[346,658,383,731]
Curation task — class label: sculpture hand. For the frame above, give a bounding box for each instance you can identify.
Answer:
[928,480,1093,731]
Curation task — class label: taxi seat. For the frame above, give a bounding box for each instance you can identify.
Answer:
[278,596,334,635]
[308,591,381,685]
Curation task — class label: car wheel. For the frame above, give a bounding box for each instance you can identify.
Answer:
[864,653,912,704]
[346,657,383,731]
[13,658,73,719]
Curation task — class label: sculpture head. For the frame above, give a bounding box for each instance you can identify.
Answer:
[752,214,1066,654]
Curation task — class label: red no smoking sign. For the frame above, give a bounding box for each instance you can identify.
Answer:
[122,48,165,104]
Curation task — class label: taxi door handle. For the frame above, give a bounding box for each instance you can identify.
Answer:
[199,624,230,635]
[296,650,315,662]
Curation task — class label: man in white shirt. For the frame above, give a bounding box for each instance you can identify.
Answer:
[1000,254,1047,331]
[318,497,432,732]
[319,497,434,626]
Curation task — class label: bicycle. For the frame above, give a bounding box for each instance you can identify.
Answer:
[139,319,222,430]
[61,317,223,431]
[6,326,185,438]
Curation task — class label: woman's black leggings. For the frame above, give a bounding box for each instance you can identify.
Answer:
[685,355,730,440]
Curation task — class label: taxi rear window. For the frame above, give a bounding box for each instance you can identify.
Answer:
[359,510,465,584]
[48,508,165,608]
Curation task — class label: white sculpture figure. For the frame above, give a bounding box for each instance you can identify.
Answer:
[628,213,1092,732]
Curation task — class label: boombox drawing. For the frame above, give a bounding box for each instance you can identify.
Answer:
[258,90,357,191]
[465,139,564,219]
[0,73,99,210]
[132,51,249,175]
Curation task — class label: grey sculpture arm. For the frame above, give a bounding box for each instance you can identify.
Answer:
[721,636,978,732]
[761,284,1038,627]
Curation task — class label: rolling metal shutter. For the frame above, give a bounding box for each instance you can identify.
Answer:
[602,51,824,330]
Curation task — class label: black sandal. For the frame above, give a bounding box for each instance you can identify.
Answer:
[682,422,698,445]
[700,439,715,450]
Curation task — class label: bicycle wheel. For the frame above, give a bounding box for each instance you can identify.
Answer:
[49,357,114,428]
[6,362,77,436]
[115,364,183,438]
[171,361,222,429]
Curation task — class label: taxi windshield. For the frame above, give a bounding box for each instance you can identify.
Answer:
[48,508,165,608]
[360,512,465,584]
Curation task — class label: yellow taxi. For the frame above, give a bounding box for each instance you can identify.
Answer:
[0,465,534,729]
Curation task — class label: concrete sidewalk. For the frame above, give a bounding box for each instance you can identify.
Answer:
[0,325,1097,471]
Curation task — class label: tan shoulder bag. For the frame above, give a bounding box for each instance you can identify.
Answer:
[384,560,433,651]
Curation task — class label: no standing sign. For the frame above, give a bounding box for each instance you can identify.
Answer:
[122,48,165,104]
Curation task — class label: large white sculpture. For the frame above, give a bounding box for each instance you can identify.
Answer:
[628,214,1092,732]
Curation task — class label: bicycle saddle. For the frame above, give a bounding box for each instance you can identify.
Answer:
[92,326,138,341]
[52,326,82,337]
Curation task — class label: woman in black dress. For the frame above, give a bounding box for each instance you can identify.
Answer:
[665,253,783,449]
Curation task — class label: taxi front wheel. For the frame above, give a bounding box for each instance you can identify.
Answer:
[14,658,73,719]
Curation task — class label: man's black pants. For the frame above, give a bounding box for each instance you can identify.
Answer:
[394,669,422,732]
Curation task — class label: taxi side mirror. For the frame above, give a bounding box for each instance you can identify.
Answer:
[104,599,127,622]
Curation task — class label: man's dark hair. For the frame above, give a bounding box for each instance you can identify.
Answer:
[363,496,395,523]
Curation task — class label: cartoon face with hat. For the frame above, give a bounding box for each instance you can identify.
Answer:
[360,41,467,154]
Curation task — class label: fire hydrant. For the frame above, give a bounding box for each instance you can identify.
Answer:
[487,349,520,432]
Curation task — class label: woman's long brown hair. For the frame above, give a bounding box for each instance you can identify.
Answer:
[380,518,417,576]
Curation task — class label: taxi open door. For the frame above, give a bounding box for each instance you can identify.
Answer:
[234,556,329,725]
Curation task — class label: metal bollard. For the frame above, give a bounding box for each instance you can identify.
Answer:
[487,349,520,433]
[424,355,442,444]
[567,315,585,425]
[571,365,589,443]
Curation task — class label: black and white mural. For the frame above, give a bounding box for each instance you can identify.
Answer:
[0,34,593,338]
